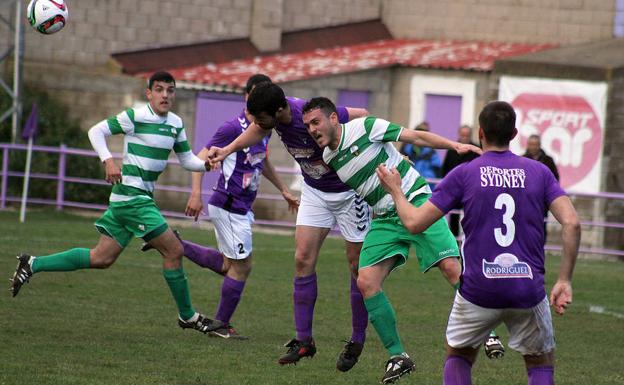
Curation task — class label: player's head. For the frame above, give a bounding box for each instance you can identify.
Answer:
[526,134,542,156]
[458,125,472,144]
[247,82,288,129]
[415,121,429,131]
[302,97,340,149]
[147,71,176,116]
[245,74,272,97]
[478,101,517,147]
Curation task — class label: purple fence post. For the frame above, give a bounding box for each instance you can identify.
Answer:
[56,144,66,211]
[1,147,8,209]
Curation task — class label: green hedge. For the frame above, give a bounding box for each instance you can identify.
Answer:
[0,85,110,205]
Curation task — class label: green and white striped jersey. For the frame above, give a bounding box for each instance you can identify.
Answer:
[104,104,193,203]
[323,116,431,215]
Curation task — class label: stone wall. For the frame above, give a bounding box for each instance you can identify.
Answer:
[382,0,616,44]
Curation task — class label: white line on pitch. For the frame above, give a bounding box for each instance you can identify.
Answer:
[589,305,624,319]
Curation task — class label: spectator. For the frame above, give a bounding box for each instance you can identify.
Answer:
[442,125,480,237]
[400,122,442,187]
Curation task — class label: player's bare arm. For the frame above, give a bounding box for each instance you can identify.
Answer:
[399,129,482,156]
[262,157,300,214]
[207,122,271,166]
[345,107,369,120]
[375,164,443,233]
[184,147,209,221]
[548,195,581,315]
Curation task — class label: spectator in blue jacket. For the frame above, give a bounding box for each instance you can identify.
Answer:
[399,121,442,187]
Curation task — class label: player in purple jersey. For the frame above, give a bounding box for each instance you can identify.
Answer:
[377,101,580,385]
[142,75,299,339]
[207,82,371,371]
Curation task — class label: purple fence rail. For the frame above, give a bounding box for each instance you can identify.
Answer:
[1,143,623,257]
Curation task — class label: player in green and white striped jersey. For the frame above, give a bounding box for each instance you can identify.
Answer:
[302,97,481,384]
[10,72,221,336]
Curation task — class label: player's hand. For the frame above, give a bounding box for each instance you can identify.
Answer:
[281,189,300,214]
[376,164,403,196]
[184,193,205,221]
[456,143,482,156]
[207,146,227,169]
[550,279,573,315]
[103,158,122,184]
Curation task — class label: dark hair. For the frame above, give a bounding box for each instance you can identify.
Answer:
[302,97,337,117]
[528,134,541,141]
[245,74,272,94]
[478,101,516,146]
[246,82,287,117]
[148,71,175,89]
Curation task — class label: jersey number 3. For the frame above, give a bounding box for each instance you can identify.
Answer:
[494,193,515,247]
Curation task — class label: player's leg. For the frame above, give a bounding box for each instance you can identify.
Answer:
[334,192,370,371]
[10,207,129,297]
[444,292,501,385]
[209,207,254,340]
[504,297,556,385]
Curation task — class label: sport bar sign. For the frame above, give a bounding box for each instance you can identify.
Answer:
[499,76,607,193]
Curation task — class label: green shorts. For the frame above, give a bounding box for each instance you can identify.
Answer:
[359,194,459,273]
[94,198,168,248]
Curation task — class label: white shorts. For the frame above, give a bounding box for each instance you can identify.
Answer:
[446,292,555,356]
[208,204,254,260]
[296,183,371,243]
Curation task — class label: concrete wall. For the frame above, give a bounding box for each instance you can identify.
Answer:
[382,0,616,44]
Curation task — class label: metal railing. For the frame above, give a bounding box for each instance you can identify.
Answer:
[1,143,623,258]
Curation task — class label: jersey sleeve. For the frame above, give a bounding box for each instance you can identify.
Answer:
[206,122,237,149]
[542,164,566,206]
[173,127,192,154]
[429,164,465,214]
[106,108,135,135]
[364,116,403,143]
[336,106,349,124]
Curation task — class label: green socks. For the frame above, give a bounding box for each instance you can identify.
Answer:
[31,248,91,273]
[163,268,196,320]
[364,291,405,356]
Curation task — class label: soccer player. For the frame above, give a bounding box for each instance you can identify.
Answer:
[300,97,481,384]
[207,83,370,371]
[10,71,220,334]
[376,101,580,385]
[151,74,299,339]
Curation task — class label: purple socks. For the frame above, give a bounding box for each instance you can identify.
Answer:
[528,366,554,385]
[215,275,246,324]
[443,355,473,385]
[181,240,224,274]
[294,273,317,341]
[350,277,368,344]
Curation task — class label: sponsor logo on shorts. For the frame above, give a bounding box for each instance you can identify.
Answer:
[482,253,533,279]
[138,224,145,231]
[286,146,315,158]
[438,248,456,257]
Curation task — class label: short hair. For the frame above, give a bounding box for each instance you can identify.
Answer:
[415,121,429,131]
[148,71,175,89]
[478,101,516,146]
[245,74,272,95]
[302,97,337,117]
[528,134,541,141]
[246,82,287,117]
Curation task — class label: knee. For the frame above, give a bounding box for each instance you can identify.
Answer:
[439,258,461,279]
[357,274,380,298]
[163,241,184,261]
[348,261,359,278]
[294,248,316,273]
[89,249,117,269]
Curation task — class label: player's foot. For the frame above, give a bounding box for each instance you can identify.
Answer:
[336,340,364,372]
[484,334,505,359]
[209,323,249,340]
[141,229,181,252]
[10,254,34,297]
[178,313,223,334]
[381,353,415,384]
[278,337,316,365]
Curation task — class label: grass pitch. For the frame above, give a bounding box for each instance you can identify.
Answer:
[1,210,623,385]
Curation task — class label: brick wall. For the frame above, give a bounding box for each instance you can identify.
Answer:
[382,0,615,44]
[282,0,380,31]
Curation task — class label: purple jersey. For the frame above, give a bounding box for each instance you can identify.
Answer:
[274,97,351,193]
[207,110,270,215]
[430,150,565,309]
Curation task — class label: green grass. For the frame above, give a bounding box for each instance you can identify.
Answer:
[1,209,623,385]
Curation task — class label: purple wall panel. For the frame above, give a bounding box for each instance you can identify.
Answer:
[337,90,370,109]
[424,94,462,160]
[194,93,245,202]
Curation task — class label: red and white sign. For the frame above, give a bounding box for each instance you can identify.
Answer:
[499,76,607,193]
